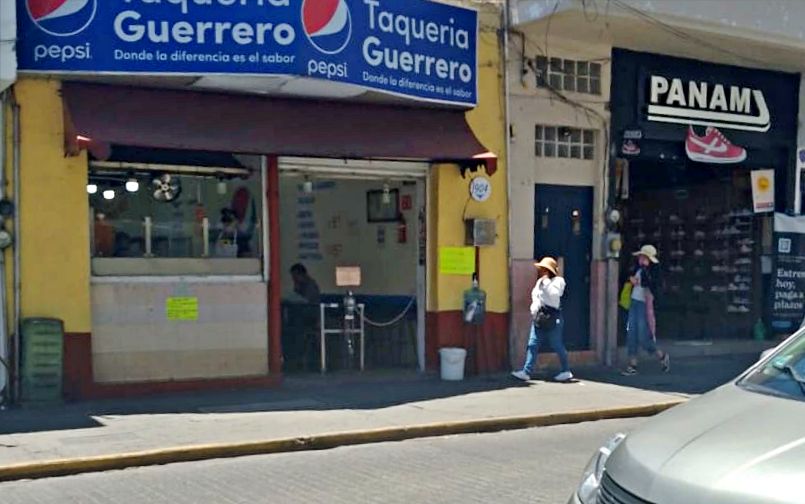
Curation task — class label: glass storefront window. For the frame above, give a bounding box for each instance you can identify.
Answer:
[89,155,264,277]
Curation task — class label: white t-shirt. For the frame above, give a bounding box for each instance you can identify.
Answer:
[631,269,646,302]
[530,276,566,317]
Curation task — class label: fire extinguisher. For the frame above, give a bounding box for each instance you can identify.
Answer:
[397,214,408,244]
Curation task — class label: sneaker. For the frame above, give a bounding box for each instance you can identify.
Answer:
[554,371,574,382]
[621,366,638,376]
[511,370,531,381]
[685,126,747,164]
[661,353,671,373]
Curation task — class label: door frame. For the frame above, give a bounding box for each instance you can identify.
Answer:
[533,183,594,351]
[276,157,429,371]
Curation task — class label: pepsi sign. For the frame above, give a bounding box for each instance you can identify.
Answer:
[302,0,352,55]
[27,0,97,37]
[16,0,478,107]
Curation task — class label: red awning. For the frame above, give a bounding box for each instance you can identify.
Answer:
[62,83,496,174]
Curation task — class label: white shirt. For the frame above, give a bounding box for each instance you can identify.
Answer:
[631,269,646,302]
[530,276,566,317]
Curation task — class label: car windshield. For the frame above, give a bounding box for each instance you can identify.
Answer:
[740,329,805,401]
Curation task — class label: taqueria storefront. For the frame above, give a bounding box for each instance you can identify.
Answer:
[4,0,509,400]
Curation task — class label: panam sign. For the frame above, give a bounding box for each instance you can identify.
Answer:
[16,0,478,106]
[648,75,770,132]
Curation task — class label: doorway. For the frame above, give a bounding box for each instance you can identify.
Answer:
[278,158,428,374]
[534,184,593,350]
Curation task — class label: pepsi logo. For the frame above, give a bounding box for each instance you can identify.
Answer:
[27,0,98,37]
[302,0,352,55]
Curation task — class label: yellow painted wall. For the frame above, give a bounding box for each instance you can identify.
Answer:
[428,6,509,313]
[15,78,91,333]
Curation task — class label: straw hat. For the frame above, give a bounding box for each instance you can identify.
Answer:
[534,257,559,275]
[633,244,659,264]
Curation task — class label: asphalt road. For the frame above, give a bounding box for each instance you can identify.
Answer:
[0,418,645,504]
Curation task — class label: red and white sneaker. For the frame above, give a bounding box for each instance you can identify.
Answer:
[685,126,746,164]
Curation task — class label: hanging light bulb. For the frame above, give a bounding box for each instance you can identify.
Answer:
[302,177,314,194]
[103,189,115,200]
[217,178,227,195]
[86,183,98,195]
[382,183,391,205]
[125,178,140,193]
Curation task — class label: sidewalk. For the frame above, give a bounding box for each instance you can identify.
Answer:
[0,353,758,480]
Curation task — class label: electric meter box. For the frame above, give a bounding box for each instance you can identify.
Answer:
[465,219,496,246]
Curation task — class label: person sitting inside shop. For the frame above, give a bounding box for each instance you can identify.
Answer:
[283,264,321,370]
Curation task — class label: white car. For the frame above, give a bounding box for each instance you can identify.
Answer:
[569,329,805,504]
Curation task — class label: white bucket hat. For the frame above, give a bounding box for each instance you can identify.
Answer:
[633,244,659,264]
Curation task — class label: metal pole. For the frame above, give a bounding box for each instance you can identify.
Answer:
[359,304,365,372]
[201,217,210,257]
[503,0,515,370]
[11,98,20,402]
[144,216,153,257]
[0,93,8,405]
[320,303,326,374]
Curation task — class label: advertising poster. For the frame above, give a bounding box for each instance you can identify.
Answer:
[771,213,805,331]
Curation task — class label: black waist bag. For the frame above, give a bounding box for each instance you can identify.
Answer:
[534,306,560,331]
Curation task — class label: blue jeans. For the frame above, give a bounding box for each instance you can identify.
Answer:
[522,317,570,375]
[627,300,658,357]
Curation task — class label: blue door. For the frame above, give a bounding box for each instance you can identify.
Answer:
[534,184,593,350]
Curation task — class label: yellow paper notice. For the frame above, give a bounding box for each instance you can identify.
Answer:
[439,247,476,275]
[166,297,199,321]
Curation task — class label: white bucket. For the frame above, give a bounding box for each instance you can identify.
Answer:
[439,347,467,381]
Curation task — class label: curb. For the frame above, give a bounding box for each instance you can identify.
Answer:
[0,400,684,482]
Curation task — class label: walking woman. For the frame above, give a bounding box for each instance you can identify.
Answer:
[623,245,670,375]
[512,257,574,383]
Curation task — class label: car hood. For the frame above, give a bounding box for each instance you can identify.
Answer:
[606,384,805,504]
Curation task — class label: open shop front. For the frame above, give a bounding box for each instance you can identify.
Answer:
[610,49,799,343]
[60,83,495,396]
[278,158,427,374]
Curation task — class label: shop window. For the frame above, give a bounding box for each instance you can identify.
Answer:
[535,56,602,96]
[535,126,596,160]
[88,148,264,277]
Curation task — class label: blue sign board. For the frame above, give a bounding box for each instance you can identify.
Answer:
[16,0,478,106]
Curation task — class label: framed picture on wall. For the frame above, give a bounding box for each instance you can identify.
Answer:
[367,189,400,223]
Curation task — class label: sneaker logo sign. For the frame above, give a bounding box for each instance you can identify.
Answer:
[648,75,771,132]
[685,126,747,164]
